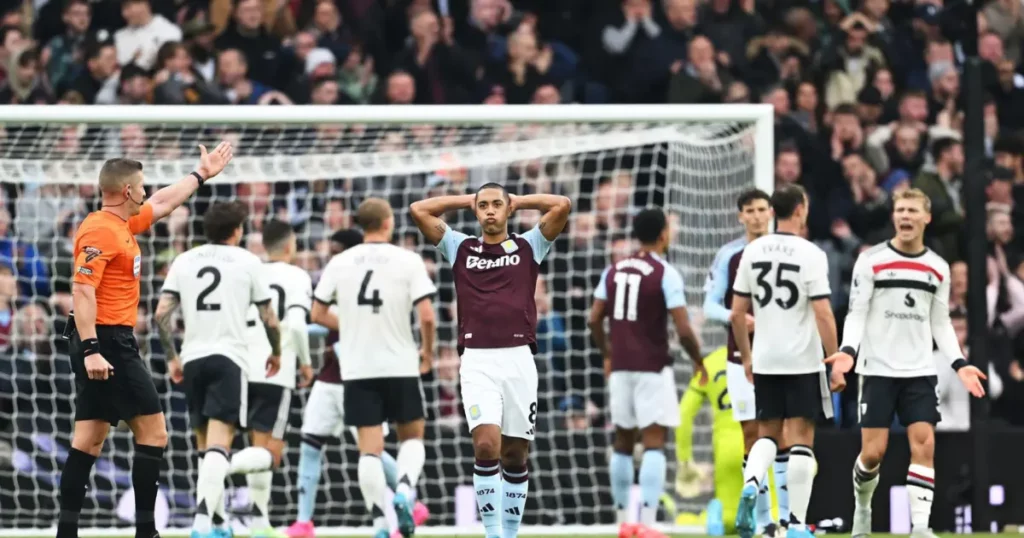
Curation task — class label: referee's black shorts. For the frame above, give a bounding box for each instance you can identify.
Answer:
[70,325,163,425]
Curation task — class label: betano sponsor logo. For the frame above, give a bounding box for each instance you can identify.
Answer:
[466,254,521,270]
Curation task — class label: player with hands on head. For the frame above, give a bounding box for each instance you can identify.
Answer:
[156,201,281,538]
[704,189,788,536]
[60,142,232,538]
[410,184,571,538]
[312,199,438,538]
[730,185,839,538]
[824,189,986,538]
[589,207,704,538]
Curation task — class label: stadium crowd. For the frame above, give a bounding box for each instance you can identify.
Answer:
[1,0,1024,528]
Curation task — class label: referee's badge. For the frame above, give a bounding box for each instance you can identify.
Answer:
[501,239,519,254]
[133,255,141,278]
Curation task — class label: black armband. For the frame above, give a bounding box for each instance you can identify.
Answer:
[951,358,969,372]
[191,171,205,186]
[81,338,100,357]
[840,346,857,357]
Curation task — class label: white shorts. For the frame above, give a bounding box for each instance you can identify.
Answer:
[726,360,757,422]
[460,346,538,441]
[609,367,680,429]
[300,381,389,439]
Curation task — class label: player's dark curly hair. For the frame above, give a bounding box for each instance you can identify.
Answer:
[204,201,249,244]
[736,188,771,211]
[770,184,807,220]
[632,208,667,245]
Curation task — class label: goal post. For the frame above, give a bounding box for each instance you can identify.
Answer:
[0,104,773,535]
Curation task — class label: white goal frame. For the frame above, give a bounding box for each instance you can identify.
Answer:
[0,103,773,537]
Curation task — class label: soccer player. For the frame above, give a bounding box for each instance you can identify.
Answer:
[730,185,840,538]
[676,347,744,534]
[288,228,426,538]
[236,220,315,538]
[824,189,987,538]
[312,198,438,538]
[703,189,783,534]
[60,144,232,538]
[409,184,571,538]
[155,201,282,538]
[588,208,705,538]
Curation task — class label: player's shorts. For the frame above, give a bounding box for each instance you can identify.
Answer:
[183,354,248,429]
[301,381,391,439]
[70,325,163,425]
[609,366,680,429]
[460,346,538,440]
[858,375,940,428]
[725,361,757,422]
[248,382,292,439]
[753,372,833,421]
[343,376,425,428]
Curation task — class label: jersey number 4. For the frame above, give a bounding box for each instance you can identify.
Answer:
[611,272,642,321]
[751,261,800,310]
[358,270,384,314]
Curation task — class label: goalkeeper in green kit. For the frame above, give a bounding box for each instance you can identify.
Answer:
[676,347,745,534]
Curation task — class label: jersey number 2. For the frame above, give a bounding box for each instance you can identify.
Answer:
[612,272,642,321]
[196,267,221,311]
[751,261,800,309]
[358,270,384,313]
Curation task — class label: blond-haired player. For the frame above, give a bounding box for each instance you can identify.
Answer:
[825,189,987,538]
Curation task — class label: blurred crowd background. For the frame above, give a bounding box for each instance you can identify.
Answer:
[0,0,1023,527]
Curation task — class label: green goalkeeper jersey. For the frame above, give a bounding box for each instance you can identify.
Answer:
[676,347,741,461]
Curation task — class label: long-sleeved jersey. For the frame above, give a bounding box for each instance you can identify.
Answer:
[840,242,964,377]
[703,237,748,324]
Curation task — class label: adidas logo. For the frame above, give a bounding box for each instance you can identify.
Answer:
[480,503,495,513]
[505,507,521,516]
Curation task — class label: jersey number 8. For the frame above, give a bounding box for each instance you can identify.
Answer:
[751,261,800,310]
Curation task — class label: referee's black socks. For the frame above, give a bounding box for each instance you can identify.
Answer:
[132,443,165,537]
[57,448,98,538]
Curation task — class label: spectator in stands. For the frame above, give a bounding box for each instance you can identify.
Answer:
[114,0,181,71]
[914,137,965,261]
[0,47,51,104]
[394,8,475,104]
[153,41,223,105]
[383,70,416,104]
[62,40,117,104]
[486,26,552,104]
[115,64,152,105]
[0,261,15,349]
[308,0,354,60]
[215,0,285,86]
[217,48,288,105]
[0,25,27,85]
[337,43,377,104]
[667,35,732,103]
[42,0,91,94]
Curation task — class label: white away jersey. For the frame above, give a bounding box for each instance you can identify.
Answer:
[313,243,437,380]
[841,243,962,377]
[161,244,270,373]
[246,262,313,389]
[732,233,831,374]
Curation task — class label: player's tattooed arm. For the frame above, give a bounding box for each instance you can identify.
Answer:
[154,292,180,359]
[514,194,572,241]
[258,302,282,356]
[410,195,475,245]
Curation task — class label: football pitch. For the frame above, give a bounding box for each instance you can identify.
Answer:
[13,534,1004,538]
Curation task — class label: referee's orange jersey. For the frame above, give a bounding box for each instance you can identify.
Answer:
[72,203,154,327]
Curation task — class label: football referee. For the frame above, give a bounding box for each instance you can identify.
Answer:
[58,142,233,538]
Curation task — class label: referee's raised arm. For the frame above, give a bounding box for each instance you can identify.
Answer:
[147,141,234,221]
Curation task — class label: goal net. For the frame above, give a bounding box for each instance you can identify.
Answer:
[0,105,773,533]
